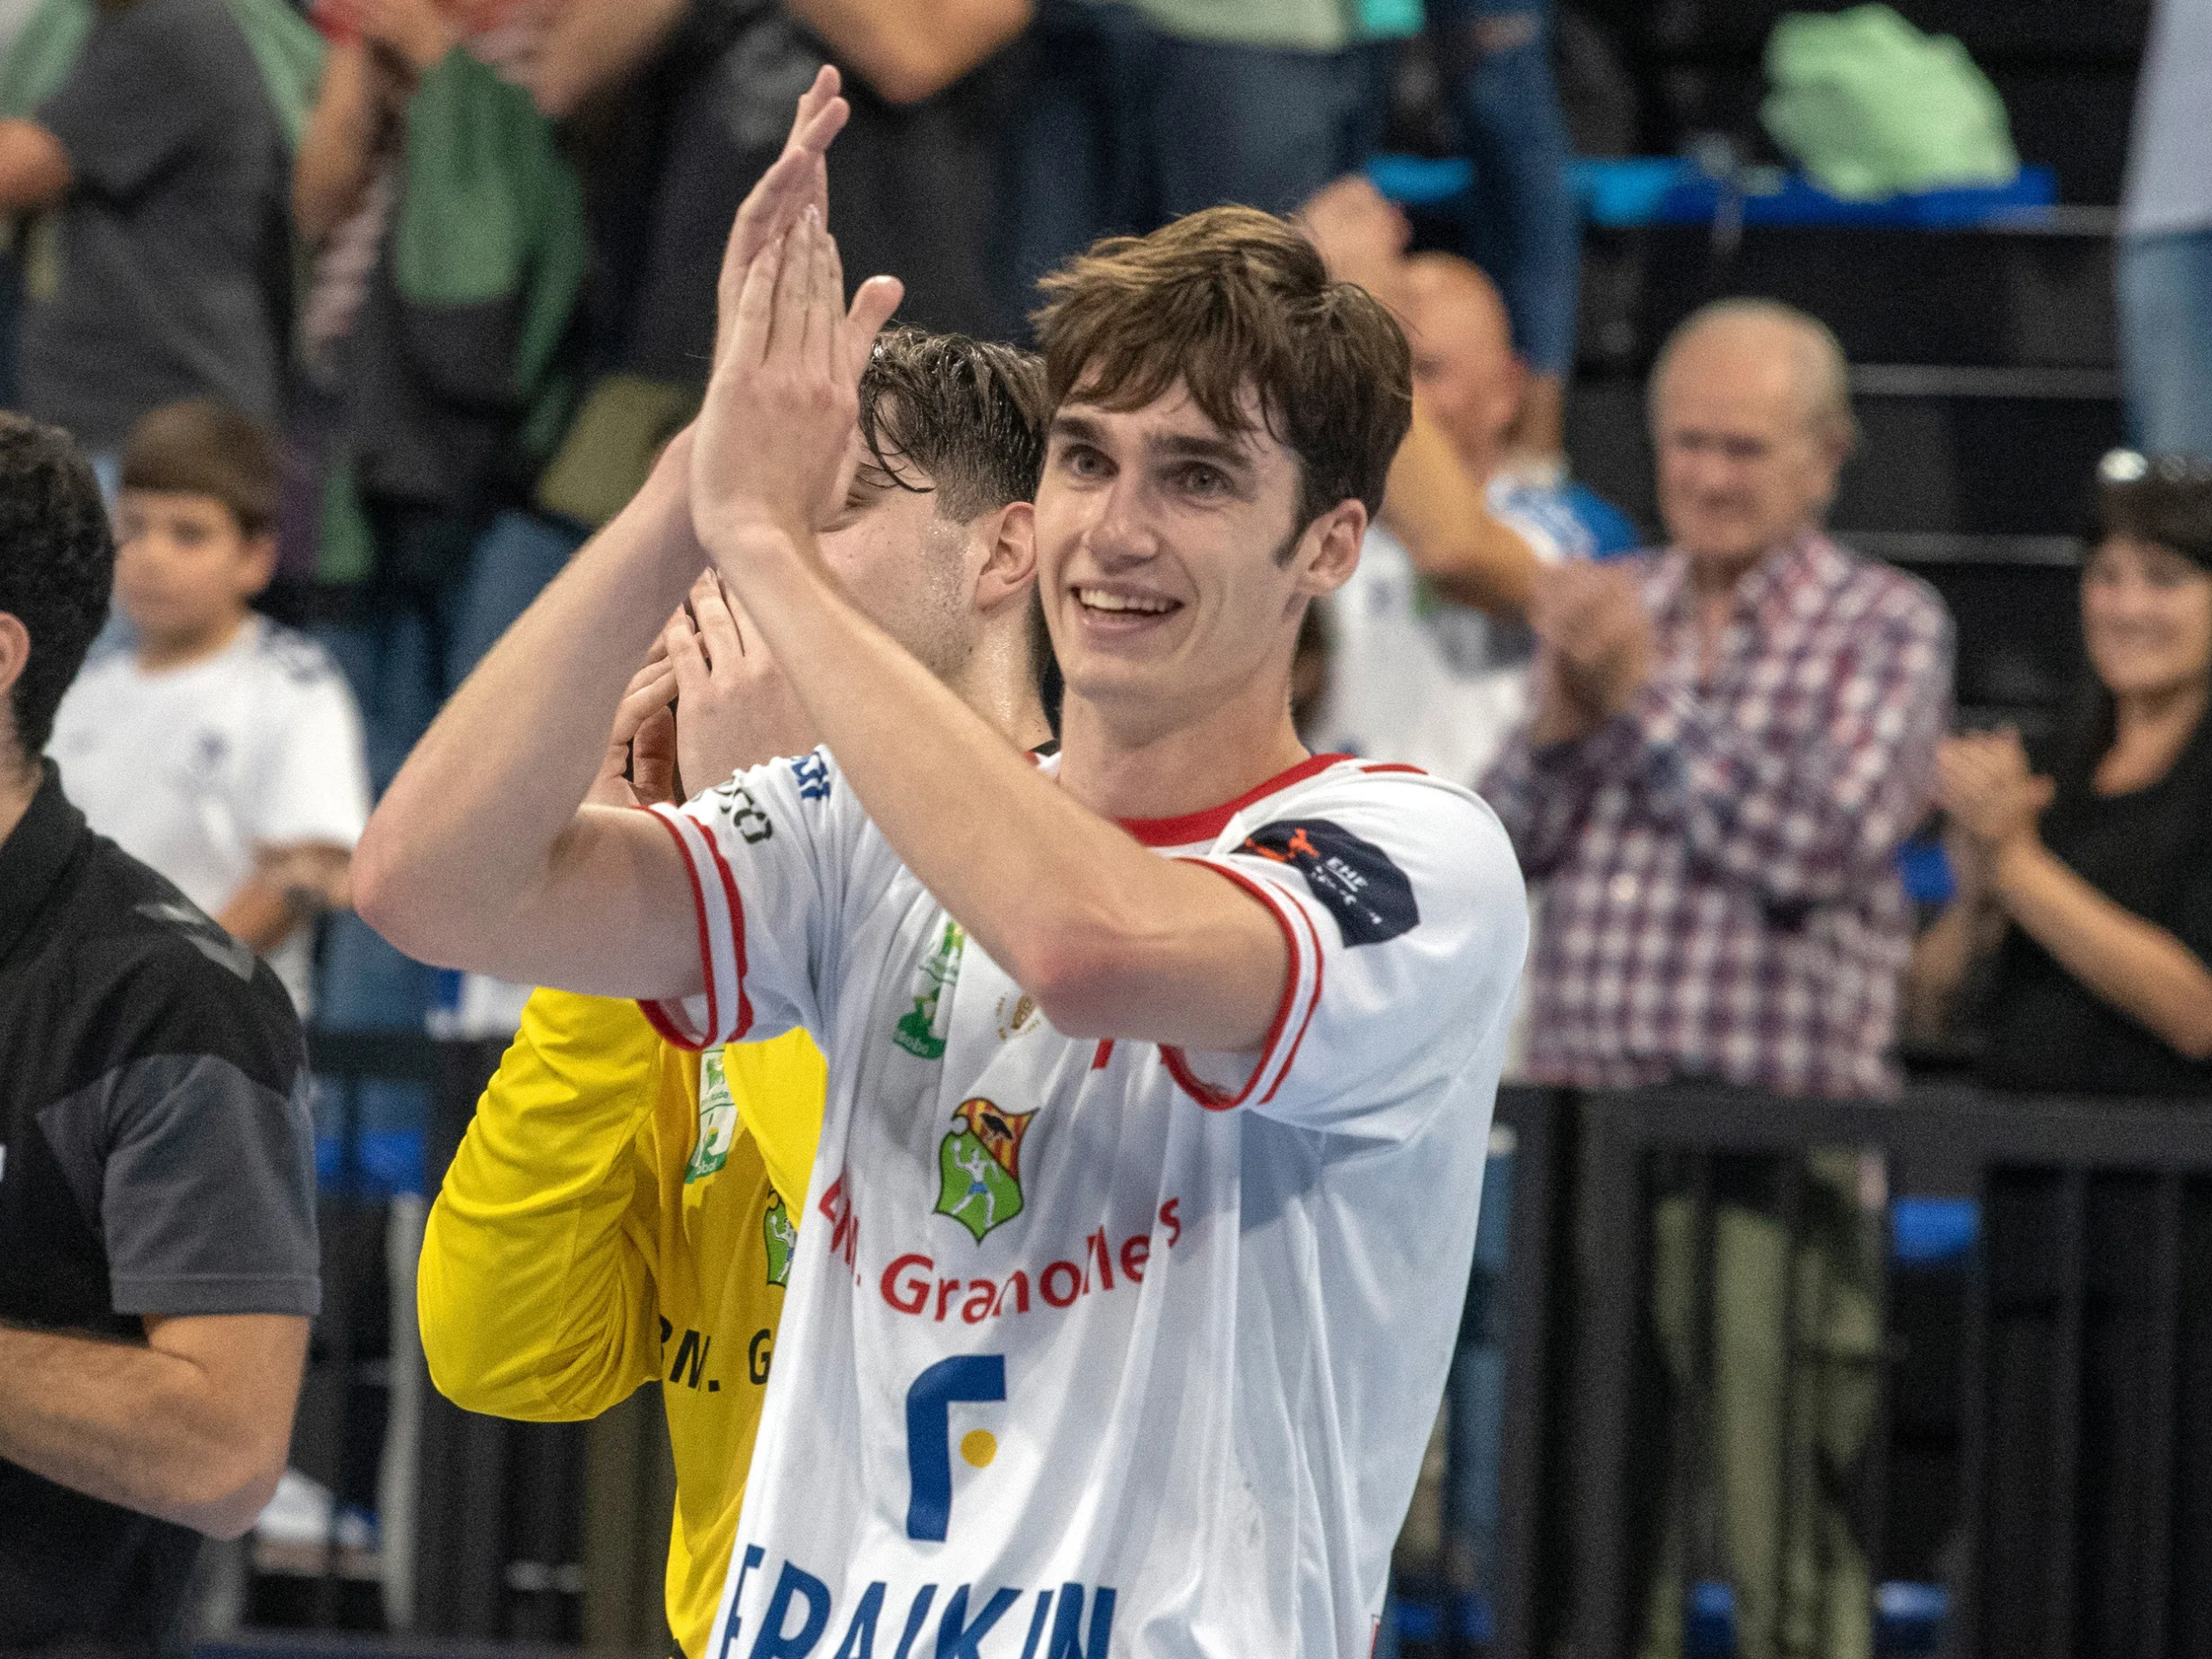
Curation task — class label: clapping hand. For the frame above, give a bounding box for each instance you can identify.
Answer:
[1937,728,2054,876]
[1527,561,1655,745]
[1298,176,1412,312]
[590,646,680,809]
[665,569,818,788]
[587,572,823,808]
[689,69,904,565]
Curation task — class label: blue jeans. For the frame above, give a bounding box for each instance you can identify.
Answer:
[1429,0,1579,377]
[2119,226,2212,461]
[1002,0,1391,324]
[314,508,586,1031]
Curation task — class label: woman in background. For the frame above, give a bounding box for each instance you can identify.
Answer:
[1907,450,2212,1092]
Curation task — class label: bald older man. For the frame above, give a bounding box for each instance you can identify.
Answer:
[1481,300,1951,1659]
[1483,299,1953,1099]
[1299,178,1635,783]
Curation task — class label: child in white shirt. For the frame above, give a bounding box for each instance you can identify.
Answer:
[51,401,370,1014]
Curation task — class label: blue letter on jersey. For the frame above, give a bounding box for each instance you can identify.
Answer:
[904,1355,1006,1541]
[1240,819,1419,946]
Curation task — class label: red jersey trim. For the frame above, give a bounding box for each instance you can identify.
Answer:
[1118,753,1350,849]
[1360,762,1428,776]
[634,805,753,1051]
[1258,889,1326,1107]
[639,807,718,1050]
[694,823,756,1044]
[1158,860,1313,1112]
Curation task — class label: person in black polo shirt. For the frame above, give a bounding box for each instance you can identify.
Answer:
[0,414,319,1653]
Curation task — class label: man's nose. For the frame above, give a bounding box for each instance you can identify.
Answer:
[1084,481,1160,567]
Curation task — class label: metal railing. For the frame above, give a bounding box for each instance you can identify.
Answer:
[1515,1082,2212,1659]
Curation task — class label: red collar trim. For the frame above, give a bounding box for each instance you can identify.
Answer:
[1118,753,1349,848]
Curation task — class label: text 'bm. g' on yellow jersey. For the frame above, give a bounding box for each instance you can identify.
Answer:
[417,988,826,1659]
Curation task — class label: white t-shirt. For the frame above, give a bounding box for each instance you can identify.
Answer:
[643,748,1526,1659]
[1311,479,1585,787]
[51,615,372,1013]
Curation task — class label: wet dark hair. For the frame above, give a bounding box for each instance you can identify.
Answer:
[857,328,1048,521]
[857,327,1058,722]
[0,414,114,764]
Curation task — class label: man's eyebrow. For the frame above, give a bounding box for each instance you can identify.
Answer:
[1049,412,1105,446]
[1147,431,1258,472]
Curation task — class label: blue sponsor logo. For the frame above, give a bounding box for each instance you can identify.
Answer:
[790,752,833,803]
[727,1561,1114,1659]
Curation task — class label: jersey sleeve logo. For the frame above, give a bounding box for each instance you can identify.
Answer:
[1239,818,1419,946]
[934,1097,1033,1242]
[788,752,832,802]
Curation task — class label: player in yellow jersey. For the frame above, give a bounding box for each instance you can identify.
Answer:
[414,287,1058,1654]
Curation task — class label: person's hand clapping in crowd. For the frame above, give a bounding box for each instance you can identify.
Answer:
[1936,727,2055,894]
[1526,561,1655,746]
[1297,175,1413,314]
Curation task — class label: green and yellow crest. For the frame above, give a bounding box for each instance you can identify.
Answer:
[763,1197,795,1287]
[685,1051,737,1184]
[933,1097,1033,1243]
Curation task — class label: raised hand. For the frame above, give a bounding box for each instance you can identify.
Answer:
[1937,728,2054,856]
[712,66,850,366]
[663,569,819,786]
[690,202,903,560]
[589,649,680,808]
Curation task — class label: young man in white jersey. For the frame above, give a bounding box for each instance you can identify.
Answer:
[356,67,1527,1657]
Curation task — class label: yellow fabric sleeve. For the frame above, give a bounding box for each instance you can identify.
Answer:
[728,1029,826,1215]
[418,989,680,1420]
[417,988,831,1659]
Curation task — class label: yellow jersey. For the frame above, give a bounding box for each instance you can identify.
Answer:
[417,989,825,1659]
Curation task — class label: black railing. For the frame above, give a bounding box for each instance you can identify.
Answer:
[253,1036,2212,1659]
[1513,1082,2212,1659]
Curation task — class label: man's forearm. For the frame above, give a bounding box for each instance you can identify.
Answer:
[1379,410,1538,615]
[0,1323,287,1536]
[354,446,699,976]
[713,534,1288,1050]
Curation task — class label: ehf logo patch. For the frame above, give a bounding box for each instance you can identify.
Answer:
[934,1097,1034,1242]
[1240,818,1418,946]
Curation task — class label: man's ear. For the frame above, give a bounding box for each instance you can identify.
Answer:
[972,500,1038,617]
[1296,499,1367,598]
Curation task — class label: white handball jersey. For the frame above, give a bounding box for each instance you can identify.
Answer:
[641,750,1527,1659]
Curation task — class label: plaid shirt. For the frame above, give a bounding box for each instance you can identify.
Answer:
[1480,533,1953,1099]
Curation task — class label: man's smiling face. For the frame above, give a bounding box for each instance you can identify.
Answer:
[1035,382,1339,734]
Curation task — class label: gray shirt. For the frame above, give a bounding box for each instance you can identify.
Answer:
[2122,0,2212,239]
[24,0,288,451]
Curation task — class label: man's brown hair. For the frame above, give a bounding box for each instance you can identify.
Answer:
[119,400,281,538]
[1033,205,1413,533]
[858,328,1049,522]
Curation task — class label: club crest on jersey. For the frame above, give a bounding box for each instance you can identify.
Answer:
[685,1051,738,1183]
[894,918,965,1059]
[763,1197,795,1287]
[933,1097,1033,1242]
[1240,818,1419,946]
